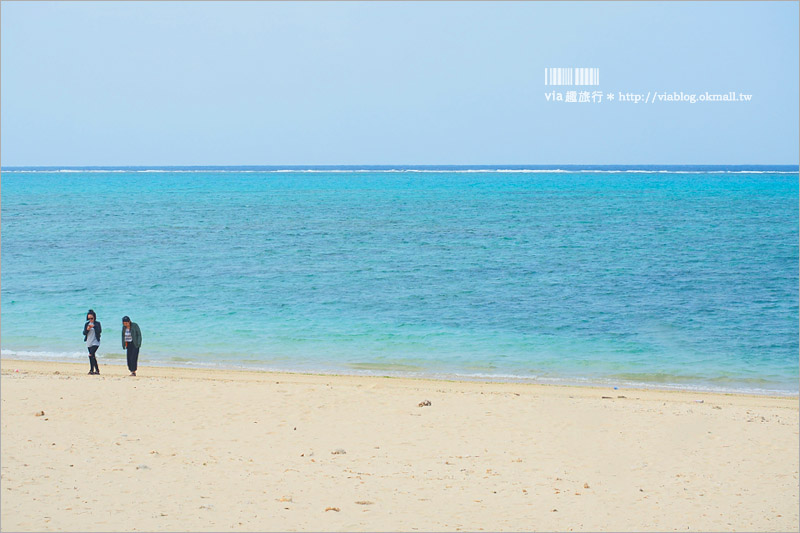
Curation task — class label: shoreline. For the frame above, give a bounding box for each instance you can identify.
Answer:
[2,358,798,531]
[2,354,798,399]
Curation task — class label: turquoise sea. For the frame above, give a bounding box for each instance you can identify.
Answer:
[1,166,798,395]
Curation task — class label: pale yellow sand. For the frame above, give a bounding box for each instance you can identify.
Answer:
[1,359,797,532]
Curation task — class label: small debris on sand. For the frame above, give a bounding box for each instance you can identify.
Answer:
[418,400,432,407]
[35,411,45,417]
[584,483,590,489]
[325,507,340,512]
[601,396,613,399]
[355,501,374,505]
[278,496,292,503]
[331,449,346,455]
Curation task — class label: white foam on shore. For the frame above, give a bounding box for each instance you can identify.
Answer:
[2,349,88,360]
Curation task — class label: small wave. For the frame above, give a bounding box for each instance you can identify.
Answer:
[2,349,87,360]
[1,349,131,361]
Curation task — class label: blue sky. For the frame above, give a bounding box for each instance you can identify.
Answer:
[1,1,797,166]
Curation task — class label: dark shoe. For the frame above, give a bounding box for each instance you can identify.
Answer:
[88,371,96,375]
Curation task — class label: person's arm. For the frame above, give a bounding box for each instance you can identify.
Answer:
[134,324,143,348]
[95,321,102,339]
[122,328,126,350]
[83,322,89,336]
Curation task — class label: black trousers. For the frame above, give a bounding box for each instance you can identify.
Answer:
[87,345,100,372]
[126,344,139,372]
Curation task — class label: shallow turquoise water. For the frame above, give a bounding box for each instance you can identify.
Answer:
[2,168,798,394]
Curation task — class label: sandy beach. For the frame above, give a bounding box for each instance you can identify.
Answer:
[1,359,797,532]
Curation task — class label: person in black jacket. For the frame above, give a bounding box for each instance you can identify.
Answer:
[83,309,102,375]
[121,316,142,376]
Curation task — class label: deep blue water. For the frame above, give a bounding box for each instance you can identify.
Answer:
[2,167,798,394]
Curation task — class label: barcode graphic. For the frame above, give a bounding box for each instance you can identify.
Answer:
[544,67,600,86]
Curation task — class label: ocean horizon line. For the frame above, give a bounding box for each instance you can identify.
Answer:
[3,164,798,174]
